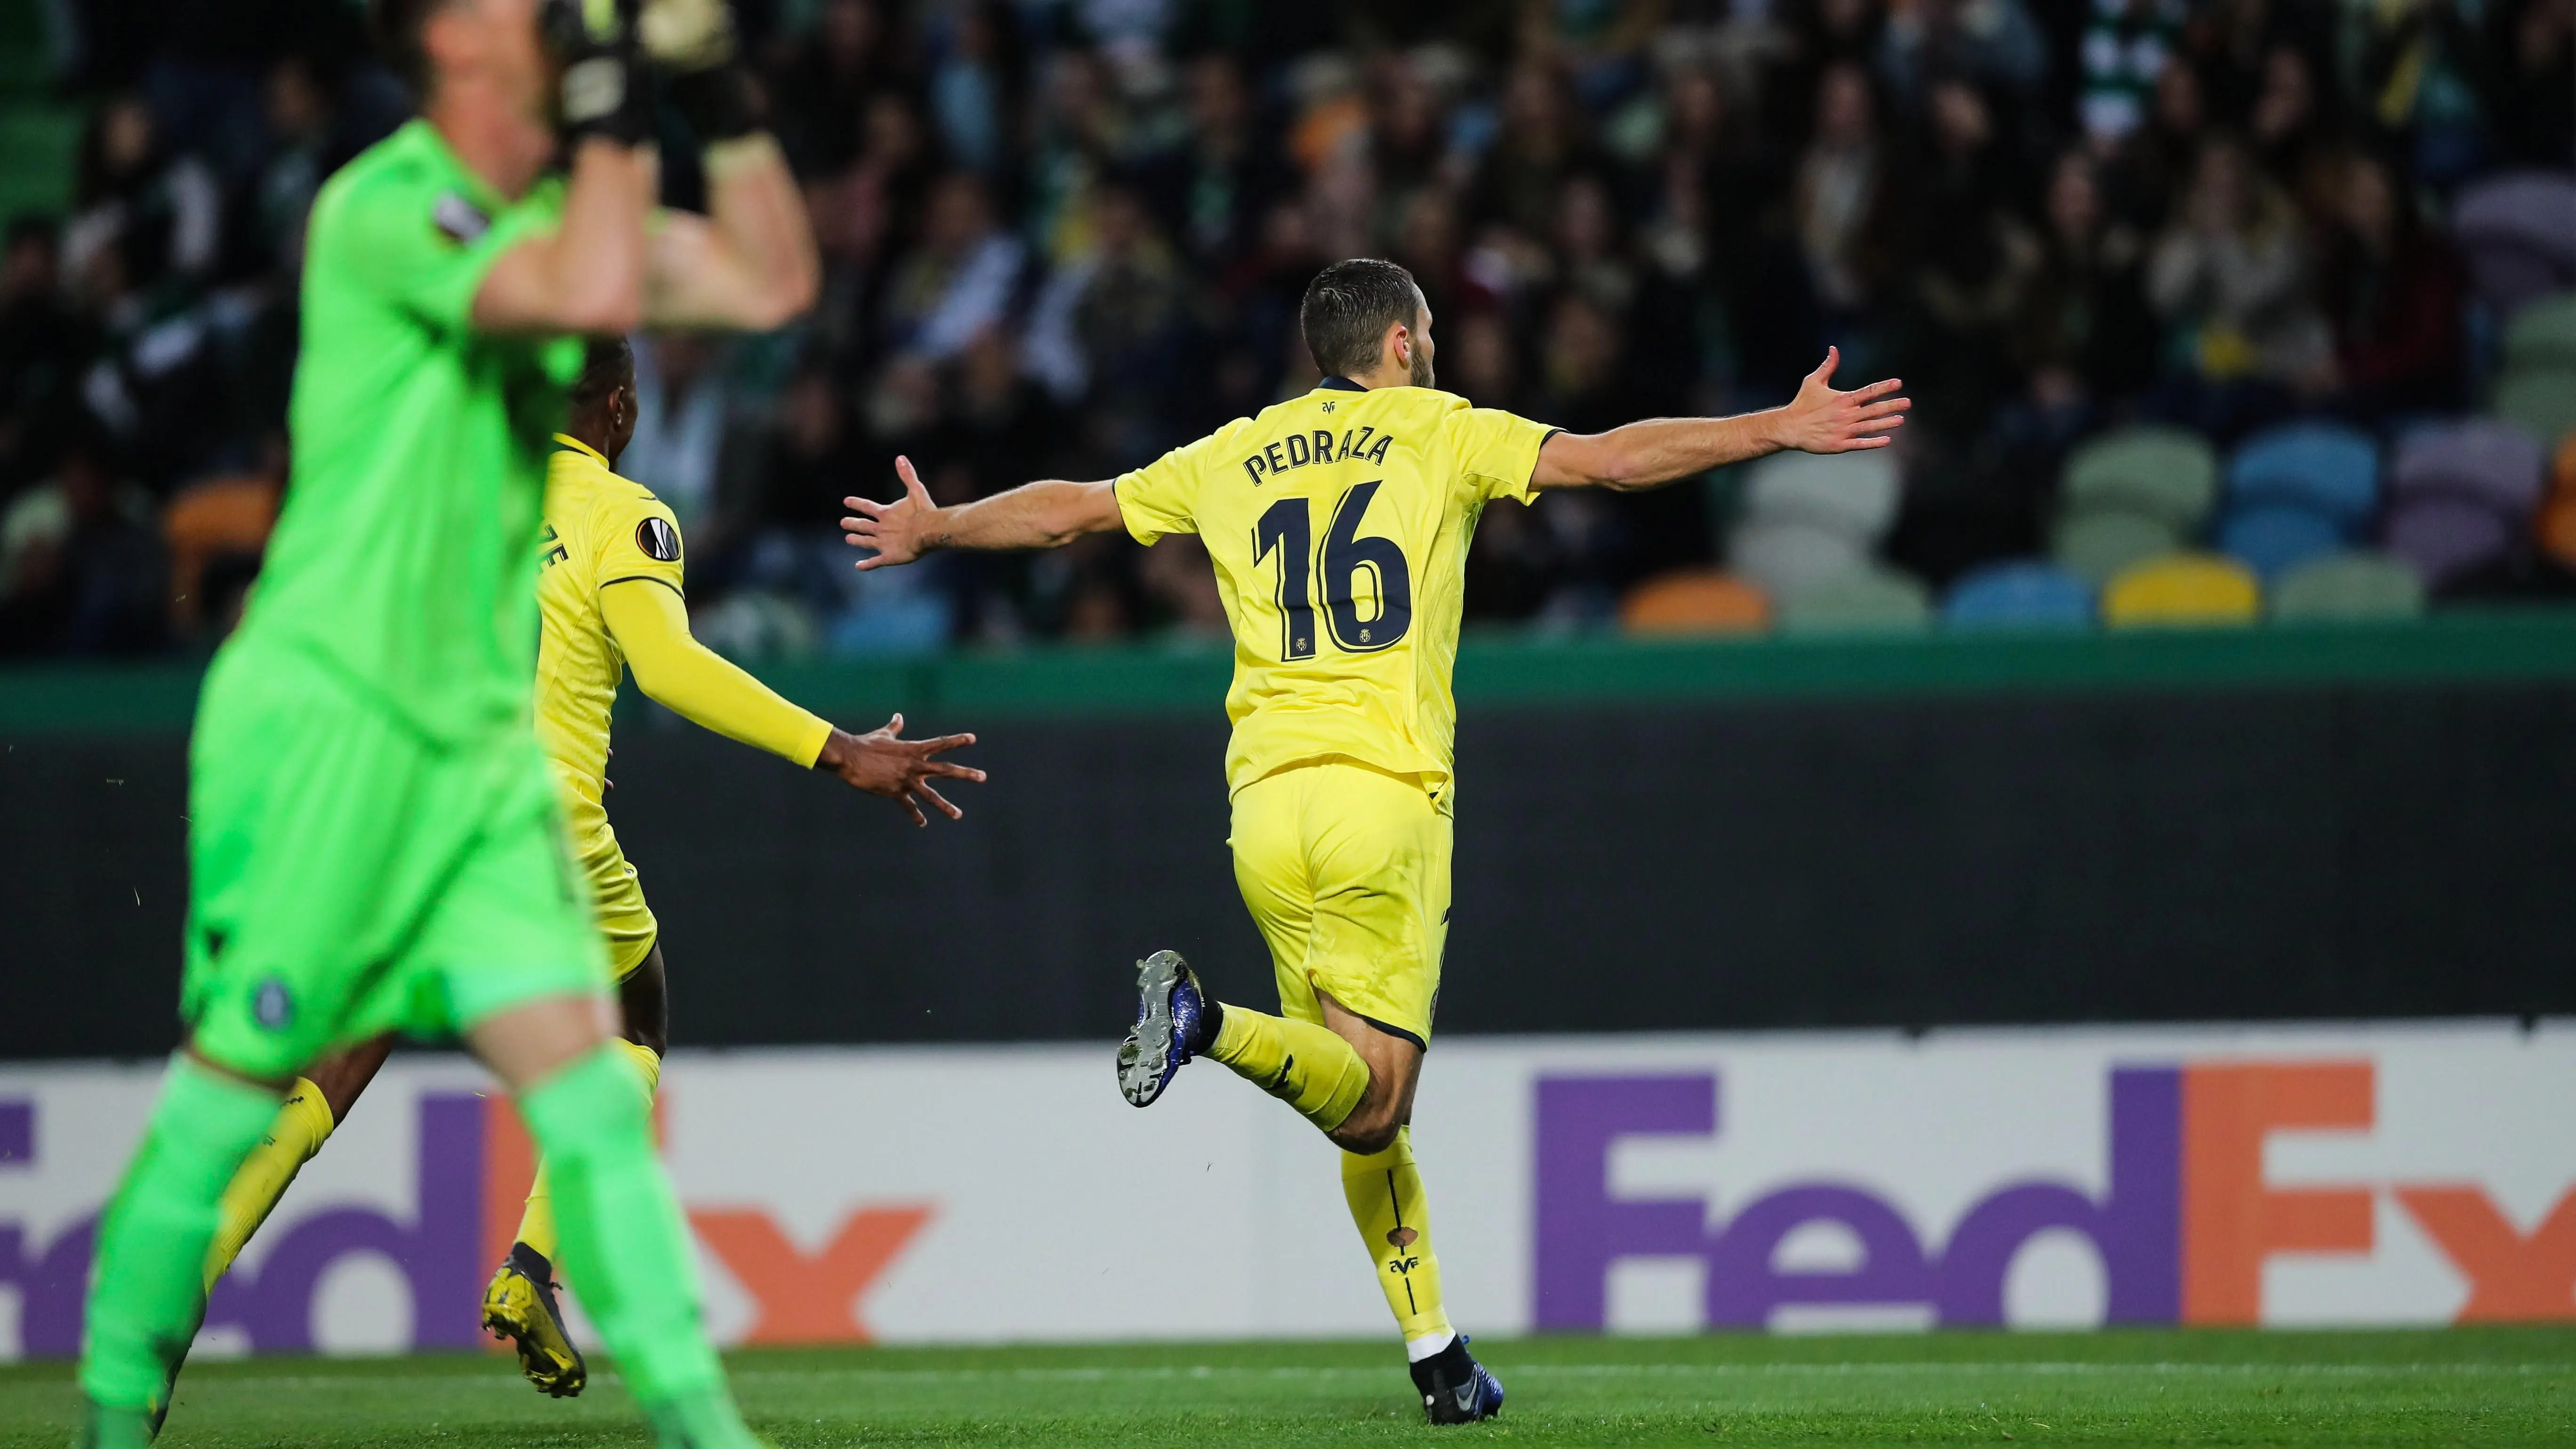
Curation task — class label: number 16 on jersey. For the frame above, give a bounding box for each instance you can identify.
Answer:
[1253,481,1414,661]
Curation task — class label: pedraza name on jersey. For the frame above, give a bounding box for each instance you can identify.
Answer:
[1242,426,1397,488]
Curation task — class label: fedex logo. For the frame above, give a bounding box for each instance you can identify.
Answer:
[1534,1063,2576,1330]
[0,1091,929,1356]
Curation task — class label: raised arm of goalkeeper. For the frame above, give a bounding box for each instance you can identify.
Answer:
[471,0,821,337]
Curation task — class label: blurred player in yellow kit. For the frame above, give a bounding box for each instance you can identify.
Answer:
[192,338,985,1399]
[843,258,1906,1424]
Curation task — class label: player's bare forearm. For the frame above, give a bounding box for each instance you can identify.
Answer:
[1531,347,1908,491]
[708,137,820,310]
[843,459,1122,571]
[642,136,818,330]
[1545,413,1781,491]
[923,481,1120,549]
[473,140,651,335]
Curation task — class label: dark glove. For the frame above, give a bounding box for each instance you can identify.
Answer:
[640,0,763,142]
[541,0,648,146]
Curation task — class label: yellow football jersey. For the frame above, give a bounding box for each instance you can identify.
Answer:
[1115,379,1558,794]
[534,434,686,832]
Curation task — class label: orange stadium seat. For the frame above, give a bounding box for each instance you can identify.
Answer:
[1619,570,1771,636]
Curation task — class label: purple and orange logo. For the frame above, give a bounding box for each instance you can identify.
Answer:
[0,1090,931,1356]
[1535,1062,2576,1329]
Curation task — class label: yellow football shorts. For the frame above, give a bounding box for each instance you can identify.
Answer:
[555,771,660,982]
[1228,759,1453,1049]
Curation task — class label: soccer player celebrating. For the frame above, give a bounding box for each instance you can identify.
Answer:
[185,338,985,1405]
[841,258,1907,1424]
[75,0,851,1445]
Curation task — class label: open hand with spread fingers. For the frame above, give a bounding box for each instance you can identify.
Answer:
[842,457,938,571]
[817,712,985,827]
[1776,347,1910,453]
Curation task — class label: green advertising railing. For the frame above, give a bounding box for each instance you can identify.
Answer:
[10,611,2576,738]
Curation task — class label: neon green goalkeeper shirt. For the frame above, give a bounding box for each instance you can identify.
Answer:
[236,119,584,745]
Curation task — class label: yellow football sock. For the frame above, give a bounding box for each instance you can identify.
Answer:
[1207,1005,1368,1133]
[517,1039,662,1264]
[204,1078,338,1290]
[1342,1127,1453,1347]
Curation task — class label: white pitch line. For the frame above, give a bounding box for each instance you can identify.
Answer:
[133,1360,2576,1393]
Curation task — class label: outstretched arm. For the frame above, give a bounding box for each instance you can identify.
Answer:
[1531,347,1908,491]
[602,580,984,824]
[841,456,1125,571]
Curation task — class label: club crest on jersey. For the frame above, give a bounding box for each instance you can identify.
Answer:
[636,516,681,562]
[432,192,491,245]
[1242,426,1395,487]
[252,976,295,1030]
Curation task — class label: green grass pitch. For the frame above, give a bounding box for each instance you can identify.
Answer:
[5,1329,2571,1447]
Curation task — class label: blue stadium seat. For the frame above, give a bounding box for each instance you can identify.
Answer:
[2217,504,2348,580]
[2227,423,2380,527]
[1940,561,2095,630]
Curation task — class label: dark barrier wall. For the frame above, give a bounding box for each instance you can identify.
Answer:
[8,619,2576,1058]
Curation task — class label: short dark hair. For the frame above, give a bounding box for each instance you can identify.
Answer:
[1299,258,1424,379]
[370,0,454,94]
[570,336,634,413]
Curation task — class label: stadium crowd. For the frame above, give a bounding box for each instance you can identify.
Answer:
[0,0,2569,657]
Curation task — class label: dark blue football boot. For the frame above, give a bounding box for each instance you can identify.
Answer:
[1117,950,1212,1107]
[1411,1335,1504,1425]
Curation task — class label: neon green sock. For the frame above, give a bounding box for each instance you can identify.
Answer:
[519,1039,660,1266]
[1208,1005,1370,1133]
[644,1388,764,1449]
[516,1044,732,1414]
[79,1056,283,1412]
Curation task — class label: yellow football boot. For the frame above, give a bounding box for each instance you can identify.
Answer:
[481,1243,588,1397]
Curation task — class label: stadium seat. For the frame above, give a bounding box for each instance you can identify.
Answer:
[2217,504,2347,579]
[2540,489,2576,570]
[1730,517,1869,597]
[2101,553,2262,628]
[2383,494,2515,587]
[2451,171,2576,318]
[2493,369,2576,449]
[2061,426,2221,532]
[1740,448,1902,541]
[2501,292,2576,374]
[2535,437,2576,570]
[2051,508,2181,585]
[1619,570,1771,636]
[2391,416,2550,515]
[2226,422,2380,526]
[1776,565,1933,635]
[2269,551,2427,622]
[1940,560,2094,630]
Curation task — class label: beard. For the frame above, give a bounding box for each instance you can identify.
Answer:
[1409,345,1434,388]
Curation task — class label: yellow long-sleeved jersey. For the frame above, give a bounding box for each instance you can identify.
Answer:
[536,435,833,849]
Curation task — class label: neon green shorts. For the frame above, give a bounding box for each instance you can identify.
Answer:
[181,643,610,1079]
